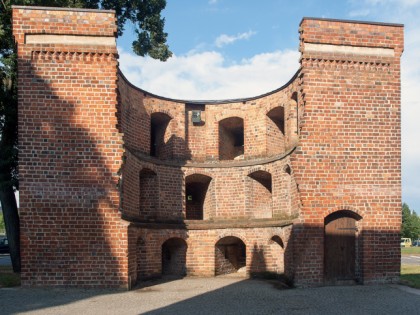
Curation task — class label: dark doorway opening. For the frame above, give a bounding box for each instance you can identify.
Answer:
[215,236,246,276]
[162,238,187,276]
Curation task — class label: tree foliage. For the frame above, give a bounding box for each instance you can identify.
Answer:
[402,203,420,240]
[0,0,171,272]
[0,212,5,234]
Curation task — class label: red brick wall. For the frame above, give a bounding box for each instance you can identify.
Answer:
[14,6,402,288]
[292,18,403,285]
[13,6,127,288]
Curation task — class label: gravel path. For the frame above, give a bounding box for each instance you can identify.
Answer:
[1,277,420,315]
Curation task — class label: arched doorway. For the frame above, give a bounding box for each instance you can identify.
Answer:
[324,211,362,283]
[215,236,246,276]
[161,238,187,276]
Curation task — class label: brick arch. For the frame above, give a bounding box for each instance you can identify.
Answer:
[246,166,271,176]
[283,163,293,174]
[264,103,286,116]
[215,112,245,123]
[263,100,289,115]
[214,233,248,247]
[159,234,188,248]
[148,108,175,120]
[323,206,364,221]
[268,235,285,247]
[139,163,158,174]
[183,169,213,178]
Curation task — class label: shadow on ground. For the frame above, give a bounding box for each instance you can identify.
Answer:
[1,278,420,315]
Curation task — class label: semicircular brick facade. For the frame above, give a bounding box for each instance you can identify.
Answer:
[13,6,403,288]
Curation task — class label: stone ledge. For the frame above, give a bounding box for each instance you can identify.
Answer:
[126,146,296,169]
[122,215,294,230]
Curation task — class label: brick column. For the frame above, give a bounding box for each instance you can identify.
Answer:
[13,6,127,288]
[292,18,403,286]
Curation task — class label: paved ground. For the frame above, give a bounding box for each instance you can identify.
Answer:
[1,255,420,314]
[0,254,11,266]
[1,277,420,315]
[402,255,420,265]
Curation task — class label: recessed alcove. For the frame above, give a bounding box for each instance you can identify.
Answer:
[218,117,244,160]
[150,112,172,159]
[266,107,285,155]
[185,174,212,220]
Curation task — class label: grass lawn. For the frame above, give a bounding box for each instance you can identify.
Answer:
[401,264,420,289]
[0,265,20,287]
[401,247,420,255]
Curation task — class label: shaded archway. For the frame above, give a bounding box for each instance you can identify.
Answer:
[218,117,244,160]
[247,170,272,218]
[324,210,362,284]
[162,238,187,276]
[139,168,158,220]
[215,236,246,276]
[150,112,172,159]
[185,174,212,220]
[266,106,285,154]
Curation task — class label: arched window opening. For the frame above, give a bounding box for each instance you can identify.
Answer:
[324,210,362,284]
[150,112,172,158]
[185,174,212,220]
[219,117,244,160]
[215,236,246,276]
[162,238,187,276]
[248,170,272,218]
[139,168,158,219]
[266,106,285,155]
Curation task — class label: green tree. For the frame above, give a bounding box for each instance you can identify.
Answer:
[402,203,420,240]
[0,0,171,272]
[0,211,5,234]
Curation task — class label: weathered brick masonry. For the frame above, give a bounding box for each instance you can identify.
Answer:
[13,6,403,288]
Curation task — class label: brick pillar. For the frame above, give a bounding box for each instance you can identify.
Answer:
[292,18,403,286]
[13,6,127,288]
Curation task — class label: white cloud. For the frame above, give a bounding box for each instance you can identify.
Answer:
[215,31,257,48]
[348,9,370,17]
[117,47,299,100]
[208,0,218,4]
[365,0,420,6]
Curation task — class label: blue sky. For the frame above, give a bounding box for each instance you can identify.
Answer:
[117,0,420,213]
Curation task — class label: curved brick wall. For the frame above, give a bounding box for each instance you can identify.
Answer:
[14,6,403,288]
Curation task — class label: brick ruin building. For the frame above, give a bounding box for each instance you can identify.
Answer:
[12,6,403,288]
